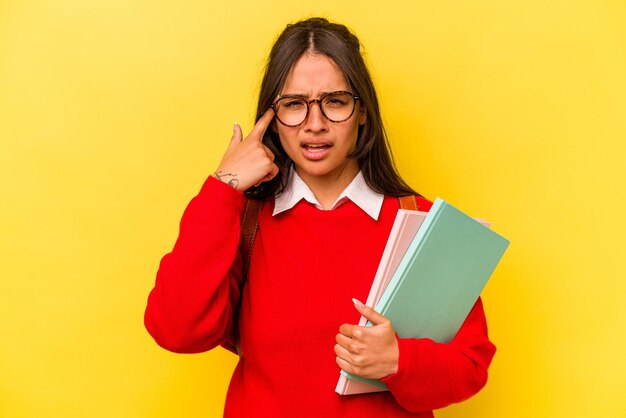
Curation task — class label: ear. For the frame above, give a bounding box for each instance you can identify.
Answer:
[358,103,367,125]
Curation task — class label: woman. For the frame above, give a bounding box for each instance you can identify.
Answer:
[145,17,495,417]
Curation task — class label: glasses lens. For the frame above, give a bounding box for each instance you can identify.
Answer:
[276,97,308,126]
[274,92,356,126]
[321,92,355,122]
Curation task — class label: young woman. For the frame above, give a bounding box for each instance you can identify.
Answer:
[145,17,495,417]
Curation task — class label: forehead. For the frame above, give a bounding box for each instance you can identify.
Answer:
[281,53,350,95]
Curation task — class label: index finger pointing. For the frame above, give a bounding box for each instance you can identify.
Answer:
[248,108,276,141]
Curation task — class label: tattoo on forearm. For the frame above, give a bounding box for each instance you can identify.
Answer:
[214,171,240,190]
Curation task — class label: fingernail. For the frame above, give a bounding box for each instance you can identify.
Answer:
[352,298,365,309]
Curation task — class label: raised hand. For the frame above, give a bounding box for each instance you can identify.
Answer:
[335,298,400,380]
[213,108,279,191]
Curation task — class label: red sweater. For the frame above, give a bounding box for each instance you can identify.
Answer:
[144,176,496,417]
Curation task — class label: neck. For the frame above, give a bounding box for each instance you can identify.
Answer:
[296,161,359,210]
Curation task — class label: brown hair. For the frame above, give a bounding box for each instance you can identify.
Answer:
[245,17,418,199]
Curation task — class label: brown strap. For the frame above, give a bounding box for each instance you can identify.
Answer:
[231,198,263,356]
[239,198,263,282]
[398,195,420,211]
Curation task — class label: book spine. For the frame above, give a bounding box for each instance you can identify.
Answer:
[374,198,445,318]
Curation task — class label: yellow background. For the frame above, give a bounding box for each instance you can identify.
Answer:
[1,0,625,417]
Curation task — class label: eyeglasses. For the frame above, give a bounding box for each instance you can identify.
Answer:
[270,91,360,127]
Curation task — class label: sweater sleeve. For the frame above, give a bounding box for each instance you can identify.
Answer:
[144,176,246,353]
[380,297,496,412]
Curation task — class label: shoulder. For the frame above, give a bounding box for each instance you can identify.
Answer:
[392,195,434,212]
[415,195,433,212]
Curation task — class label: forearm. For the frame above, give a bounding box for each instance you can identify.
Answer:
[381,298,496,412]
[144,176,246,353]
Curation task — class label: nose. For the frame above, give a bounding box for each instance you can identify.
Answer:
[303,100,328,132]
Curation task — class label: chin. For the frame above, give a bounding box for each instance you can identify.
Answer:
[297,166,332,178]
[298,160,355,180]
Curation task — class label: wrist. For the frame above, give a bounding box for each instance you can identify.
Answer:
[213,170,241,190]
[387,335,400,375]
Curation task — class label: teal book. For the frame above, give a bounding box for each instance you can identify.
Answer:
[340,198,509,390]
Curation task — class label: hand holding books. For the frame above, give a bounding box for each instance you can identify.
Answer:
[334,298,399,380]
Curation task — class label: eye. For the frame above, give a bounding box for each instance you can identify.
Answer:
[324,94,350,107]
[281,98,306,109]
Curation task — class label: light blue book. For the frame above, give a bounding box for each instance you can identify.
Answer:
[341,198,510,390]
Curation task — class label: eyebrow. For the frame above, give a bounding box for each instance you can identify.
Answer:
[279,90,348,99]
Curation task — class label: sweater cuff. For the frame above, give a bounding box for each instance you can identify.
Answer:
[199,175,246,209]
[380,336,433,389]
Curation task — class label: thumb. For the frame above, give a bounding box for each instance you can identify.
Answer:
[352,298,388,326]
[225,122,243,153]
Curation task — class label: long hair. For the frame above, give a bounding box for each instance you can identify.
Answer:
[245,17,417,199]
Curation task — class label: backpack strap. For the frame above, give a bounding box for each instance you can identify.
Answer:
[398,195,420,211]
[228,197,262,356]
[239,198,263,281]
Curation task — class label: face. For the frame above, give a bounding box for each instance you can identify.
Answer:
[273,53,366,186]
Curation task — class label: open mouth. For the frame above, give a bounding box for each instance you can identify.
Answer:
[301,143,332,160]
[302,143,331,150]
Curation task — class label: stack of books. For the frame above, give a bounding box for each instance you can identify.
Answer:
[336,198,509,395]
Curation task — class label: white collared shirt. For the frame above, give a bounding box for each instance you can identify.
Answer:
[272,167,385,221]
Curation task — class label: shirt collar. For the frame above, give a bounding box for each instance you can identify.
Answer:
[272,166,385,220]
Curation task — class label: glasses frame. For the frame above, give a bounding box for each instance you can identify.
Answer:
[270,90,360,128]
